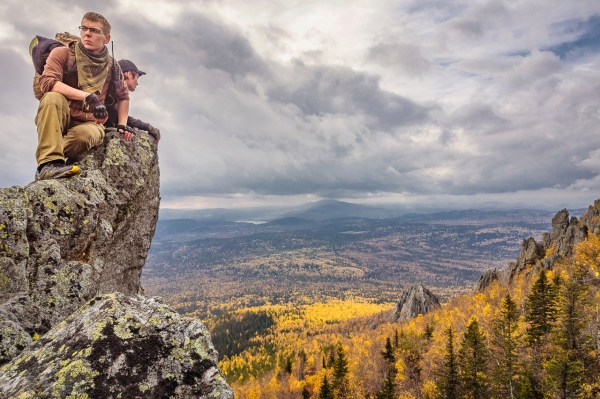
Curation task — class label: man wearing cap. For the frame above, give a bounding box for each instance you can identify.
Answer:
[34,12,131,181]
[106,59,161,144]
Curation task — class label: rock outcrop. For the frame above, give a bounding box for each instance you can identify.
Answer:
[475,201,600,292]
[0,130,232,397]
[0,293,231,399]
[391,284,441,322]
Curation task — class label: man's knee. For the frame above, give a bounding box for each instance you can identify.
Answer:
[64,123,104,158]
[71,124,104,144]
[39,92,68,108]
[35,92,70,138]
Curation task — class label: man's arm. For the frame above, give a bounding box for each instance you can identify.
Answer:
[126,116,160,144]
[40,47,108,124]
[117,100,129,126]
[50,81,87,101]
[40,48,87,102]
[50,82,108,124]
[117,100,133,141]
[126,116,149,131]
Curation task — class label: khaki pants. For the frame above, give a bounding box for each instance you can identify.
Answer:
[35,92,104,165]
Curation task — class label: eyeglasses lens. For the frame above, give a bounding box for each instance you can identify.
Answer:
[79,26,103,35]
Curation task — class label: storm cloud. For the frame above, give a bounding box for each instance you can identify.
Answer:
[1,0,600,209]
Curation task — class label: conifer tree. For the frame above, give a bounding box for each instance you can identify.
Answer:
[424,323,434,341]
[394,328,400,349]
[458,318,489,398]
[298,349,307,380]
[437,326,459,399]
[525,269,559,346]
[375,335,398,399]
[374,368,396,399]
[327,349,336,369]
[547,267,590,398]
[524,269,559,397]
[491,293,522,399]
[302,385,311,399]
[318,375,334,399]
[382,337,396,364]
[284,356,293,374]
[332,342,352,399]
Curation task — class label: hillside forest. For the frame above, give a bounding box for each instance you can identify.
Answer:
[142,205,600,397]
[216,232,600,398]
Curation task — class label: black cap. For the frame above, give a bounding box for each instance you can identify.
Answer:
[118,59,146,76]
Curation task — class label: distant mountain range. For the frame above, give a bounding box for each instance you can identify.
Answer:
[159,199,584,223]
[158,199,400,221]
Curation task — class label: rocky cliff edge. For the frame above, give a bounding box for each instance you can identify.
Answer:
[474,200,600,292]
[0,130,233,398]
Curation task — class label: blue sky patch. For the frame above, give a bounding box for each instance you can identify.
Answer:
[547,15,600,59]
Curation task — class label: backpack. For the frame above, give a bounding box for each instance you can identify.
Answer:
[29,32,79,100]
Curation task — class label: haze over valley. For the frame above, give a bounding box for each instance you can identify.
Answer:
[142,200,560,320]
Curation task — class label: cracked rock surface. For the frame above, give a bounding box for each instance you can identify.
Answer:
[391,284,441,322]
[475,200,600,291]
[0,131,232,397]
[0,293,233,399]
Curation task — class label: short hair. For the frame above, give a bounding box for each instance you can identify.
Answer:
[82,12,111,35]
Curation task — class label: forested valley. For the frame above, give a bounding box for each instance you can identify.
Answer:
[142,202,600,397]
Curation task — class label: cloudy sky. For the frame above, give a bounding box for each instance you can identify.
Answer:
[2,0,600,210]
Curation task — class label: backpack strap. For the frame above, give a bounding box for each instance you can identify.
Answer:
[64,41,77,76]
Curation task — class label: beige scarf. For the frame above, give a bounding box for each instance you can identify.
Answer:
[75,40,109,95]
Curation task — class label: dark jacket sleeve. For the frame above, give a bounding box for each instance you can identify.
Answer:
[127,116,149,131]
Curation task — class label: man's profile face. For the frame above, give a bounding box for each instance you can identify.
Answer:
[80,19,110,53]
[124,72,139,92]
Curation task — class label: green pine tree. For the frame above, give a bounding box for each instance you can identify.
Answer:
[332,342,352,399]
[302,385,311,399]
[458,318,489,398]
[318,375,334,399]
[491,293,522,399]
[284,356,293,374]
[525,269,559,346]
[327,348,336,369]
[524,269,560,397]
[547,267,590,398]
[374,368,397,399]
[375,335,398,399]
[437,326,459,399]
[382,337,396,364]
[424,323,435,341]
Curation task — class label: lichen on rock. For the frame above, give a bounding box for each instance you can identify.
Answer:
[0,293,233,399]
[0,130,233,397]
[0,130,160,363]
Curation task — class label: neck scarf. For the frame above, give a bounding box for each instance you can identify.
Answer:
[75,40,109,95]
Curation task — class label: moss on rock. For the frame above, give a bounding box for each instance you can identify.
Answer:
[0,294,233,398]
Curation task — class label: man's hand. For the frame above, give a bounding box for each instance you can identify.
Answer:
[85,93,108,119]
[117,125,136,141]
[147,123,161,144]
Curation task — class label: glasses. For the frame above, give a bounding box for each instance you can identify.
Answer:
[79,25,105,35]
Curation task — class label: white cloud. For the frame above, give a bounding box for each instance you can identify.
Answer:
[1,1,600,209]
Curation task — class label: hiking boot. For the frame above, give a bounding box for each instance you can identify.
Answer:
[35,163,80,181]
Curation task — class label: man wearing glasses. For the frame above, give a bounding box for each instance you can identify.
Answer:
[34,12,131,181]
